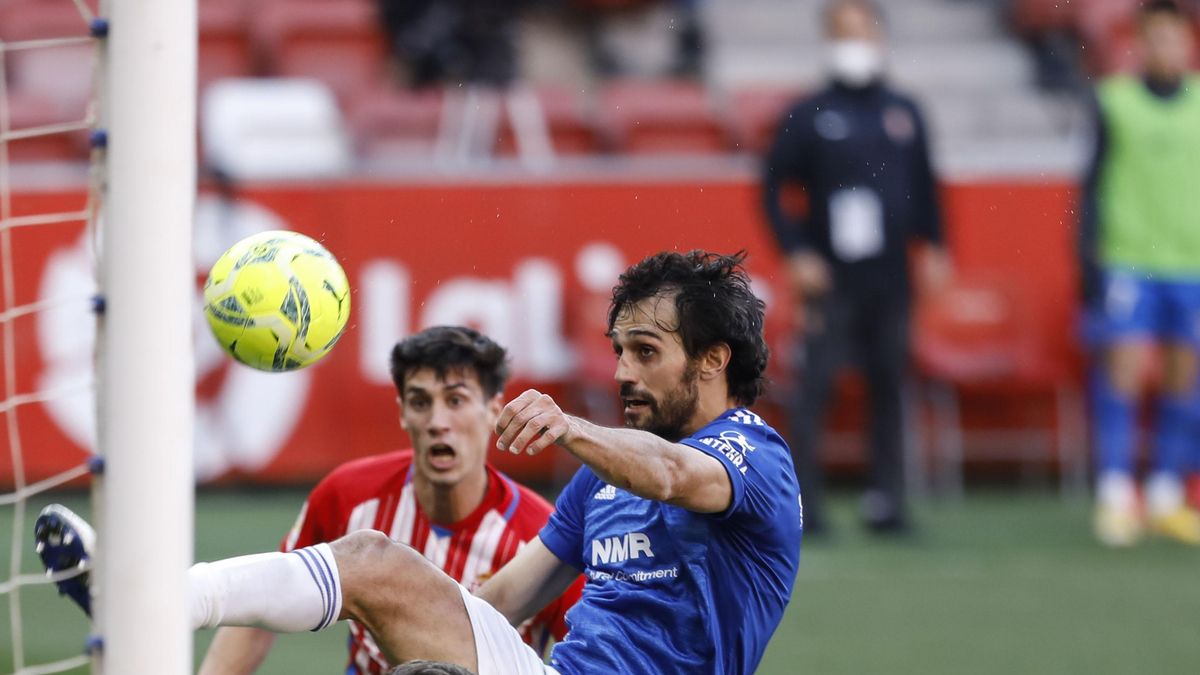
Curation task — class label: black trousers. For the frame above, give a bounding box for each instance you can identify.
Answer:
[788,290,911,530]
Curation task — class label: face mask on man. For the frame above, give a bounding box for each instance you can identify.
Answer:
[827,39,884,87]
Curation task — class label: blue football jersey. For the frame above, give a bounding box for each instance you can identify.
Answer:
[539,408,802,674]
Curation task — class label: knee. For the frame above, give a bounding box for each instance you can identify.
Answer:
[335,529,394,560]
[332,531,432,617]
[328,532,464,640]
[333,530,424,582]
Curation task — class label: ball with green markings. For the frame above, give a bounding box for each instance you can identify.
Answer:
[203,230,350,372]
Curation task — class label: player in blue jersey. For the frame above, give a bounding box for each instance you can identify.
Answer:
[40,250,802,674]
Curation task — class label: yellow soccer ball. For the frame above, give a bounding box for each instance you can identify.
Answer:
[203,230,350,372]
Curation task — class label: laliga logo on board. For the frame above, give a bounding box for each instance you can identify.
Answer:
[38,195,312,481]
[38,193,631,481]
[355,239,626,386]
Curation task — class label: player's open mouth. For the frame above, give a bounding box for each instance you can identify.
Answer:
[622,399,651,413]
[428,443,456,470]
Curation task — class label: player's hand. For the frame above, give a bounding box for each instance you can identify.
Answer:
[917,246,953,294]
[495,389,573,456]
[787,250,831,298]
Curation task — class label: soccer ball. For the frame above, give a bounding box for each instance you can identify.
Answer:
[203,230,351,372]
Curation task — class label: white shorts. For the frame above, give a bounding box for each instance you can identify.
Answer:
[456,584,559,675]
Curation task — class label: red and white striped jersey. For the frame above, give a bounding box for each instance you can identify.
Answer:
[281,449,581,675]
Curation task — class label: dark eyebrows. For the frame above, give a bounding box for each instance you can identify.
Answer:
[609,328,664,343]
[403,381,470,398]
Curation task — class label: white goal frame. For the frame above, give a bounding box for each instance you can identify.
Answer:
[94,0,195,672]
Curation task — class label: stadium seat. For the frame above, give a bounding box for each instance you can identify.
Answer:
[1,0,95,118]
[253,0,389,104]
[202,78,353,180]
[726,86,800,155]
[346,87,445,161]
[0,0,88,43]
[1009,0,1076,35]
[596,80,730,155]
[0,1,95,162]
[6,45,94,111]
[1077,0,1200,76]
[1013,0,1200,76]
[1072,0,1140,75]
[495,86,601,157]
[4,91,88,162]
[913,275,1087,496]
[199,0,257,92]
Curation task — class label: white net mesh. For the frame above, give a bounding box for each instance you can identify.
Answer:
[1,0,103,672]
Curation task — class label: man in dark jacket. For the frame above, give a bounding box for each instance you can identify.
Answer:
[762,0,951,535]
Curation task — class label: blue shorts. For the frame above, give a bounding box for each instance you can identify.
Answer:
[1100,271,1200,346]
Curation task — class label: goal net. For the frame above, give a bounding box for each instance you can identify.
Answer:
[1,0,195,673]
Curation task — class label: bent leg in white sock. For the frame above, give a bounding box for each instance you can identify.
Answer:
[190,543,343,633]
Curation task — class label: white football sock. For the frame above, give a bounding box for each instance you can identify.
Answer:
[1145,472,1184,518]
[190,543,343,633]
[1097,471,1136,511]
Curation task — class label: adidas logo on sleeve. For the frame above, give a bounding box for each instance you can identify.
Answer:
[593,484,617,501]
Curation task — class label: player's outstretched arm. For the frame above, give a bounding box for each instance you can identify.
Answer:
[198,626,276,675]
[475,536,578,627]
[496,390,733,513]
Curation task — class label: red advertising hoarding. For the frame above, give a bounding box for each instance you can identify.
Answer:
[0,177,1079,488]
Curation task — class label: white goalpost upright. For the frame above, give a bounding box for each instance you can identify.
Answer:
[95,0,196,672]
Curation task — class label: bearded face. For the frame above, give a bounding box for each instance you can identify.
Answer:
[609,293,708,442]
[620,361,700,442]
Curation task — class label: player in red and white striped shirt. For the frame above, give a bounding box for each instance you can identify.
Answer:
[199,326,581,675]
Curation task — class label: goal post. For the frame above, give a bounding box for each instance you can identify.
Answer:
[96,0,196,672]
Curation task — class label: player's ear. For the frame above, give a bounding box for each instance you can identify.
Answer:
[699,343,731,381]
[396,395,409,431]
[486,392,504,423]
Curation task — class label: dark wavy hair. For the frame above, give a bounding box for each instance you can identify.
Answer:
[608,250,769,406]
[389,326,510,397]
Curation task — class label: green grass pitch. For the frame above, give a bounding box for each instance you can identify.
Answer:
[3,489,1198,674]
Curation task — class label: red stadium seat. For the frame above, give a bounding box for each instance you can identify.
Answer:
[347,87,445,161]
[495,86,601,157]
[6,46,94,112]
[597,80,730,155]
[0,0,89,42]
[1011,0,1200,76]
[0,1,95,162]
[726,86,801,155]
[0,0,94,109]
[913,274,1087,495]
[1010,0,1076,34]
[199,0,256,92]
[1072,0,1140,75]
[4,91,88,161]
[253,0,389,103]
